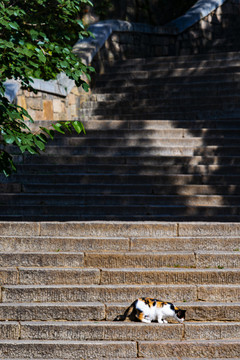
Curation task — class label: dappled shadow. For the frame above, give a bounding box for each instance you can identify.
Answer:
[1,4,240,220]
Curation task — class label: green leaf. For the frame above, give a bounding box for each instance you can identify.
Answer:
[40,127,55,140]
[3,135,15,144]
[52,123,65,134]
[9,22,19,30]
[72,121,85,134]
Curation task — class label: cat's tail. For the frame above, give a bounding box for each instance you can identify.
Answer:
[113,300,136,321]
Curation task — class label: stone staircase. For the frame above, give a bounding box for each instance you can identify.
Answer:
[1,51,240,220]
[0,221,239,359]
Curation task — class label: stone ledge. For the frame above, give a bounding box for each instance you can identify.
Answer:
[4,0,227,101]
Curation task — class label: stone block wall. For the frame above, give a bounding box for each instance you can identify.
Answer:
[16,86,91,122]
[16,0,240,122]
[93,0,240,72]
[176,0,240,55]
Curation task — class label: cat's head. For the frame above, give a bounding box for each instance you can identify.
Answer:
[175,308,186,323]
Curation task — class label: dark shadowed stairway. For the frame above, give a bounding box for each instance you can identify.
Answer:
[1,51,240,221]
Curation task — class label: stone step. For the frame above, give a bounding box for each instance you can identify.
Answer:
[7,144,240,157]
[3,194,240,207]
[108,58,240,72]
[0,236,130,253]
[81,94,240,114]
[1,222,239,239]
[84,251,239,268]
[94,80,240,94]
[1,302,239,323]
[137,339,240,358]
[1,320,239,341]
[100,268,240,285]
[1,267,239,285]
[50,129,240,141]
[1,214,240,222]
[42,137,240,148]
[14,164,240,176]
[0,339,239,358]
[1,205,240,222]
[0,340,137,359]
[0,252,85,268]
[0,235,238,252]
[80,109,240,120]
[4,173,240,185]
[96,65,240,81]
[95,73,240,88]
[89,86,240,101]
[5,250,237,269]
[32,119,240,131]
[19,154,240,166]
[0,302,104,321]
[80,96,240,113]
[7,184,240,197]
[2,284,239,303]
[113,51,240,66]
[0,267,100,285]
[96,64,240,83]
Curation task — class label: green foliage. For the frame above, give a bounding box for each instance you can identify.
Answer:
[0,0,94,176]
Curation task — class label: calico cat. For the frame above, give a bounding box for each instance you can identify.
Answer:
[114,297,186,324]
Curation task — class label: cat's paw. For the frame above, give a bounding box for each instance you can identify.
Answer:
[163,319,168,324]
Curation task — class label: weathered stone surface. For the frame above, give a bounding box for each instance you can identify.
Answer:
[0,236,129,252]
[184,322,240,340]
[0,222,40,237]
[183,302,240,321]
[19,268,100,285]
[198,285,240,302]
[85,251,195,268]
[196,251,240,268]
[0,322,19,339]
[2,285,197,303]
[130,236,240,252]
[0,252,84,267]
[0,340,137,359]
[178,223,240,237]
[39,222,177,238]
[100,268,240,285]
[43,100,54,120]
[20,321,183,341]
[0,302,104,321]
[0,268,19,285]
[138,339,240,358]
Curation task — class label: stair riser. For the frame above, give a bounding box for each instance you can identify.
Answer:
[3,195,240,207]
[0,253,85,268]
[14,164,240,176]
[138,340,240,359]
[81,92,240,109]
[80,111,240,121]
[1,222,240,237]
[2,322,239,341]
[2,285,239,303]
[1,268,239,285]
[0,252,195,268]
[42,138,240,147]
[95,73,240,87]
[0,341,137,359]
[0,236,238,253]
[0,304,105,321]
